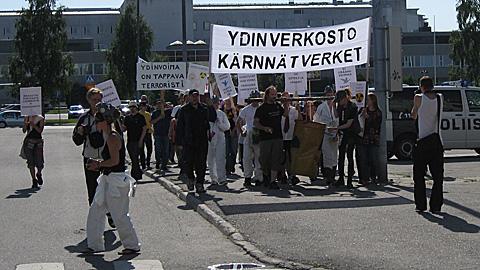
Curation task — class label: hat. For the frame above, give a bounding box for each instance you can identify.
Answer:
[95,102,121,124]
[189,89,200,95]
[334,90,347,102]
[249,91,261,98]
[128,100,138,108]
[324,85,334,94]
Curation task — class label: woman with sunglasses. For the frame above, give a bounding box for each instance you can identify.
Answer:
[83,102,140,255]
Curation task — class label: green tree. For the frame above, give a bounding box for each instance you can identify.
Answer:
[9,0,72,107]
[107,4,153,99]
[450,0,480,85]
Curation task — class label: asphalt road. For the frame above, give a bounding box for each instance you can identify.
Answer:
[0,127,258,270]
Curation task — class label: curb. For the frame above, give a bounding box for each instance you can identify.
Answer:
[144,170,327,270]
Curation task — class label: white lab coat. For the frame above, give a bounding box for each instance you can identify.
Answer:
[86,172,140,251]
[314,102,339,168]
[239,105,263,182]
[208,109,230,184]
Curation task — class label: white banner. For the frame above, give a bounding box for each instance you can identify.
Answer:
[214,73,237,100]
[334,66,357,91]
[20,87,42,116]
[137,62,186,91]
[210,17,371,74]
[237,74,259,105]
[285,72,307,96]
[351,81,367,109]
[96,79,121,107]
[187,63,209,94]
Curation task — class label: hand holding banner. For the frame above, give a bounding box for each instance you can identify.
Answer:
[96,80,121,107]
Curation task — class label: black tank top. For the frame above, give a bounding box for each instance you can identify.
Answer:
[26,122,42,139]
[101,131,126,175]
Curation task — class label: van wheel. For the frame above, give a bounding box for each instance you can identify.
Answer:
[395,136,416,161]
[475,149,480,155]
[0,122,6,128]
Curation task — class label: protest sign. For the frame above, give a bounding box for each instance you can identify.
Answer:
[350,81,367,108]
[187,63,209,94]
[237,74,259,105]
[96,79,121,107]
[210,17,371,74]
[137,62,186,91]
[20,87,42,116]
[334,66,357,91]
[214,73,237,100]
[285,72,307,95]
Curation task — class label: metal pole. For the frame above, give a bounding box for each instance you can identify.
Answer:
[373,0,388,182]
[433,15,437,85]
[181,0,188,63]
[135,0,140,101]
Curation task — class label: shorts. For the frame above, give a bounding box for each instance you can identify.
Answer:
[259,139,284,172]
[25,138,44,169]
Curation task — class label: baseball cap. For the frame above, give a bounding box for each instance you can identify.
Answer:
[189,89,200,95]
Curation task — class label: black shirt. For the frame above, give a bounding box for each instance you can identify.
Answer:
[124,113,146,143]
[254,102,284,141]
[337,101,359,137]
[151,109,172,137]
[177,103,210,146]
[101,132,126,175]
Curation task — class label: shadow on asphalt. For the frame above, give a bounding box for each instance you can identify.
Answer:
[389,155,480,166]
[419,212,480,233]
[64,229,122,254]
[5,187,39,199]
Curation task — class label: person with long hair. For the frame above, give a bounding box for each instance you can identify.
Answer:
[22,114,45,189]
[359,93,382,185]
[84,103,140,255]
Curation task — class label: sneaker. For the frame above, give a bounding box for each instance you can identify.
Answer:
[195,183,206,194]
[346,183,354,189]
[243,178,252,187]
[31,180,39,189]
[290,176,300,186]
[155,163,160,169]
[187,179,195,192]
[268,181,280,190]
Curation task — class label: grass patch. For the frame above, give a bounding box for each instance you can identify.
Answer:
[46,108,68,114]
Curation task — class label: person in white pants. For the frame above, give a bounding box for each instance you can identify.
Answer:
[84,103,140,255]
[238,91,263,187]
[208,96,231,185]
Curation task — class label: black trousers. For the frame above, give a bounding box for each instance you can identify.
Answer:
[338,135,357,184]
[139,133,153,169]
[183,141,208,184]
[83,157,101,205]
[127,141,142,180]
[413,134,444,211]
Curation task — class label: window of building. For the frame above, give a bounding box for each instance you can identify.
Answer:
[437,90,463,112]
[402,56,415,67]
[230,20,237,26]
[466,90,480,112]
[203,21,210,31]
[193,22,197,31]
[97,26,100,34]
[264,20,271,28]
[94,63,106,75]
[294,9,303,15]
[73,63,93,76]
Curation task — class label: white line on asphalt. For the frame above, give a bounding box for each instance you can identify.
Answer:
[113,260,164,270]
[16,263,64,270]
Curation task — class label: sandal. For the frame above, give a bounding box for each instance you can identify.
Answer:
[117,248,140,255]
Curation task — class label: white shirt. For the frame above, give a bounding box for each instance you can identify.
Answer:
[314,101,337,127]
[171,105,182,118]
[238,104,258,132]
[210,109,231,135]
[418,93,443,140]
[281,106,298,141]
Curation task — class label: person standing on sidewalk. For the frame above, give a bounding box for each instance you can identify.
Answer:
[176,89,211,193]
[139,102,153,170]
[207,96,231,186]
[152,100,172,172]
[411,76,444,213]
[22,114,45,189]
[122,101,146,181]
[334,89,360,189]
[280,91,302,186]
[238,91,263,187]
[254,86,290,189]
[223,99,239,175]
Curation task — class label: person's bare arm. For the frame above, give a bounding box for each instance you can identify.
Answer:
[411,95,421,120]
[138,126,147,147]
[338,119,353,130]
[99,134,121,168]
[32,118,44,134]
[254,117,272,134]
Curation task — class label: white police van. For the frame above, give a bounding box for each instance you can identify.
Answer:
[386,85,480,160]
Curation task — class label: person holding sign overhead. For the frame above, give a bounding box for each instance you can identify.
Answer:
[22,114,45,189]
[254,86,290,189]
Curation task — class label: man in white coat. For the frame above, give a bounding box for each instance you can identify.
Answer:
[208,96,231,186]
[237,91,263,187]
[313,86,339,185]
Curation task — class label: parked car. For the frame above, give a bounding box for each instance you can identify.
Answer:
[1,104,21,112]
[0,110,25,128]
[119,104,130,115]
[68,105,85,119]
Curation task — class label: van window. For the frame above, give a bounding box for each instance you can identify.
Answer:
[436,90,462,112]
[389,88,415,115]
[466,90,480,112]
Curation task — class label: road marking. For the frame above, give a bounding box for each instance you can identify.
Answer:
[16,263,64,270]
[113,260,164,270]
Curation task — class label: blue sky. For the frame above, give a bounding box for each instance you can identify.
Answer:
[3,0,458,31]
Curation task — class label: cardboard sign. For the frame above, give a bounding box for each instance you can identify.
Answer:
[214,73,237,100]
[96,79,121,107]
[351,81,367,109]
[285,72,307,96]
[210,18,371,74]
[237,74,259,105]
[334,66,357,91]
[137,62,187,91]
[20,87,42,116]
[186,63,209,94]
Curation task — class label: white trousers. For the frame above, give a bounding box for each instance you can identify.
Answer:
[322,134,338,169]
[208,135,227,184]
[242,131,263,181]
[87,176,140,251]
